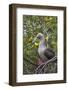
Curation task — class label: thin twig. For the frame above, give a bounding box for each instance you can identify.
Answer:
[35,56,57,74]
[39,56,57,73]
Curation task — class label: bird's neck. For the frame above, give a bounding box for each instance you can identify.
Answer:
[39,38,46,49]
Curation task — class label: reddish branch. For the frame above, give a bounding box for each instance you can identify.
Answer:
[35,56,57,74]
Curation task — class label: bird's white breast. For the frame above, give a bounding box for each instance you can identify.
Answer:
[38,44,46,60]
[38,45,45,54]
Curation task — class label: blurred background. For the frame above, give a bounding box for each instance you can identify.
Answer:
[23,15,57,74]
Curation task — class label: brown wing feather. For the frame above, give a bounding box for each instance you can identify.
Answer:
[44,48,55,59]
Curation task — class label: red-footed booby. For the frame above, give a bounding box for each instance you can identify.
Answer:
[33,33,55,63]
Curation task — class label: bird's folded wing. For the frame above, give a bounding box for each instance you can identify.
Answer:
[44,48,55,59]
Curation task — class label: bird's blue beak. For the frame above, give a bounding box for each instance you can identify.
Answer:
[32,37,37,44]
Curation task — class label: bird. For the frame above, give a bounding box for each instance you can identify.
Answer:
[32,33,55,63]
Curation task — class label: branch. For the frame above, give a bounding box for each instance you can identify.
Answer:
[35,56,57,74]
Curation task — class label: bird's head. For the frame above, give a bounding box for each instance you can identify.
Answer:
[32,33,45,44]
[36,33,44,40]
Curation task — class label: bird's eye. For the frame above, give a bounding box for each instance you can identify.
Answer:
[37,35,41,39]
